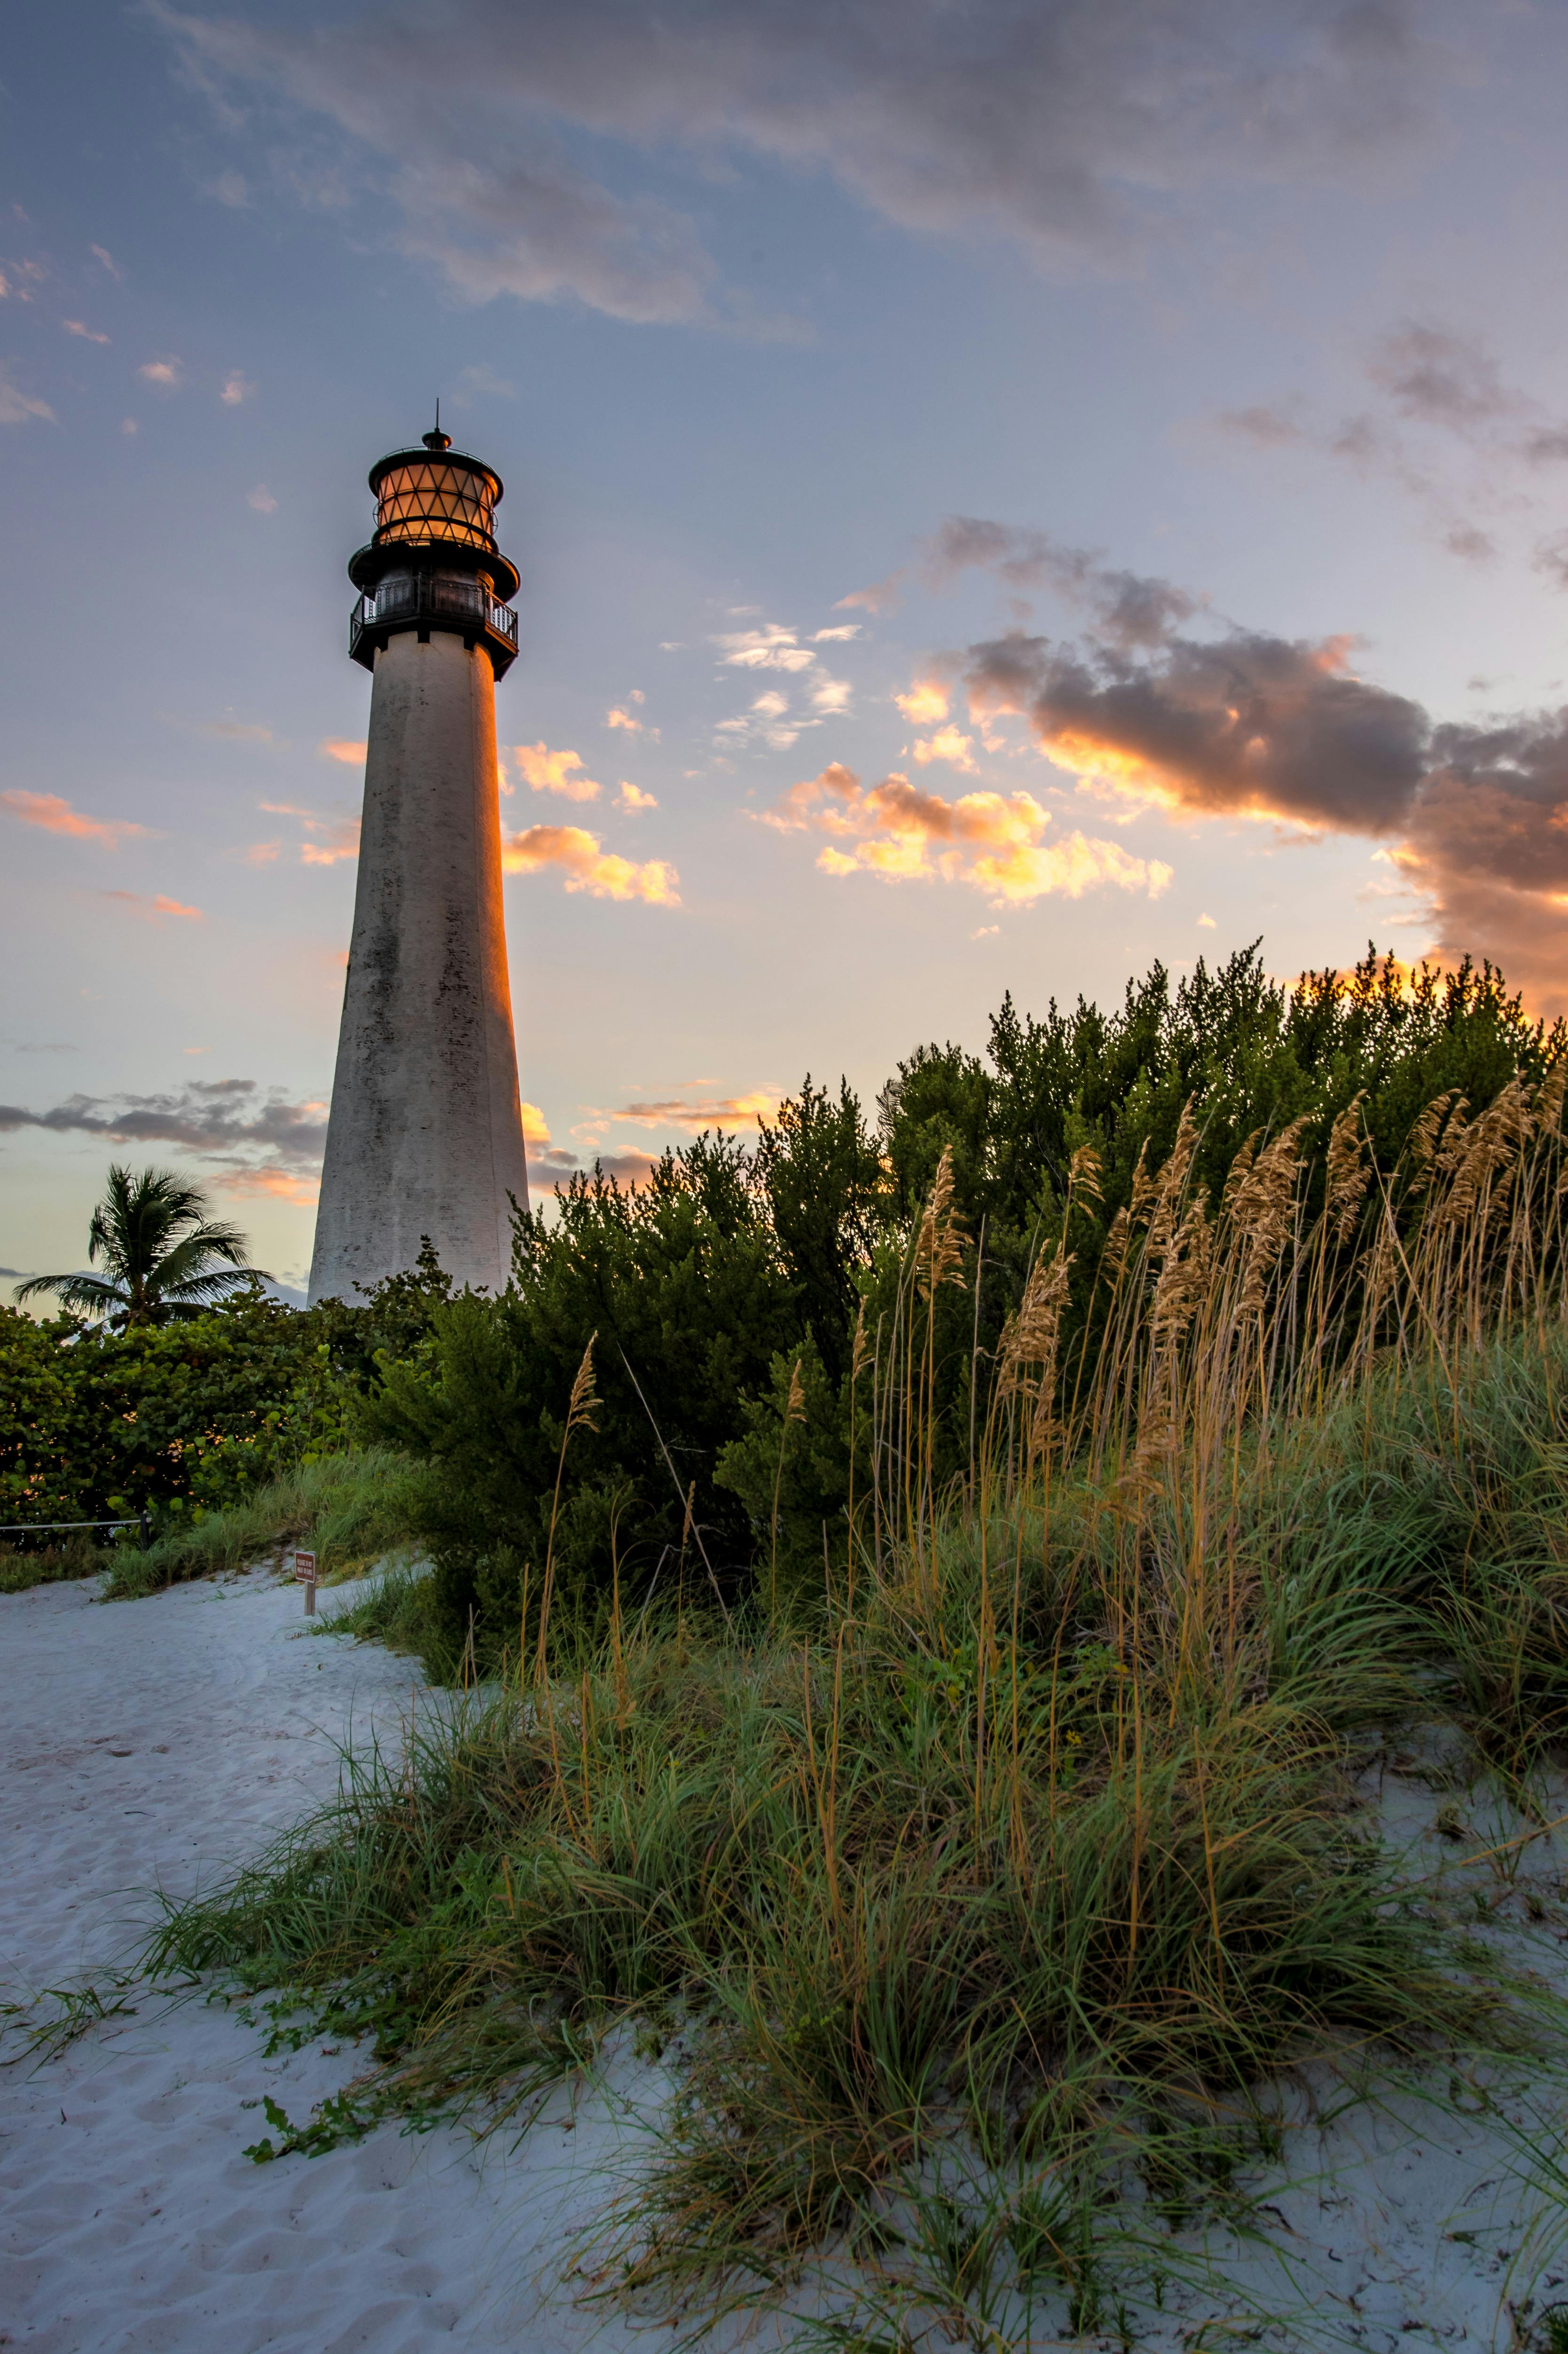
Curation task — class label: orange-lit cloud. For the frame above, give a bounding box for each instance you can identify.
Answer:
[138,356,181,387]
[519,1100,553,1144]
[606,692,647,732]
[593,1083,776,1130]
[214,1167,320,1205]
[894,680,950,724]
[759,760,1171,904]
[1,790,150,847]
[62,319,109,344]
[319,738,367,765]
[99,891,204,924]
[911,724,977,772]
[502,823,679,904]
[258,801,360,865]
[616,781,658,812]
[513,741,602,801]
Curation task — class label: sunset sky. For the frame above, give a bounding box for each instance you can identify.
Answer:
[6,1,1568,1297]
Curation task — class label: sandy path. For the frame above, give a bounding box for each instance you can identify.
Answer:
[0,1573,668,2354]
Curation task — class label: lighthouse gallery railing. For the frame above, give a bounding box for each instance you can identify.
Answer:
[350,572,518,660]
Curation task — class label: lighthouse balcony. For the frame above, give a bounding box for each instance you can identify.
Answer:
[350,569,519,677]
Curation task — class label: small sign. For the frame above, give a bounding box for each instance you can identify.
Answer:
[293,1550,318,1582]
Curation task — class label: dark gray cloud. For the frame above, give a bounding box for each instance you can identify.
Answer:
[0,1079,327,1171]
[157,0,1450,323]
[964,626,1429,832]
[528,1146,657,1193]
[956,611,1568,1007]
[922,519,1203,647]
[844,517,1204,642]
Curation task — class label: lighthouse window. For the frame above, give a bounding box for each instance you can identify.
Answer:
[376,461,495,550]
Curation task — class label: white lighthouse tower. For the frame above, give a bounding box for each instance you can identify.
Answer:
[307,422,529,1305]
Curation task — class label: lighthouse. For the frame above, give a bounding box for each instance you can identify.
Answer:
[307,423,529,1306]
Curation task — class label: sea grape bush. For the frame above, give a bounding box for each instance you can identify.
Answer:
[7,944,1563,1611]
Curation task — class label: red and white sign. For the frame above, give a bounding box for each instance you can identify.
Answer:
[292,1549,318,1583]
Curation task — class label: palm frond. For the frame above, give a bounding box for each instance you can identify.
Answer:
[14,1270,131,1319]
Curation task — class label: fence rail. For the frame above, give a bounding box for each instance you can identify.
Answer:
[0,1512,151,1551]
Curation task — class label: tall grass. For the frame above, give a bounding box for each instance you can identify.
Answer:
[102,1447,423,1599]
[147,1074,1568,2336]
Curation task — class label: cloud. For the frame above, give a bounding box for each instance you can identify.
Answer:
[841,519,1203,644]
[911,725,978,773]
[1212,322,1568,564]
[514,740,601,800]
[712,624,816,673]
[180,716,272,742]
[810,675,852,715]
[62,318,110,344]
[895,681,950,724]
[528,1142,658,1192]
[758,759,1170,904]
[502,823,679,902]
[138,356,181,387]
[591,1089,782,1133]
[715,688,802,751]
[160,1,1451,328]
[929,573,1568,1007]
[1367,324,1512,433]
[1,791,150,848]
[258,800,361,864]
[616,781,658,812]
[813,624,860,643]
[961,627,1428,833]
[456,361,515,399]
[1198,911,1217,927]
[0,1078,328,1178]
[212,171,249,207]
[90,245,122,280]
[247,484,278,512]
[605,704,643,733]
[0,366,53,425]
[220,370,255,404]
[99,892,204,925]
[319,738,367,765]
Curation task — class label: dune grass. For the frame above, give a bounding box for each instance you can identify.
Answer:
[102,1447,423,1600]
[145,1077,1568,2338]
[0,1529,108,1595]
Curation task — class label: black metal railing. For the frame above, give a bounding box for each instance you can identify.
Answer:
[350,571,518,659]
[0,1512,151,1552]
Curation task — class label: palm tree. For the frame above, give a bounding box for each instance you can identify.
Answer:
[15,1164,270,1329]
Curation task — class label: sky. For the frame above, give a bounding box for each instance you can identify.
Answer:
[6,0,1568,1299]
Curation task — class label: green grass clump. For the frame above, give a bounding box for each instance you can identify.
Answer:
[102,1447,423,1599]
[314,1554,439,1660]
[0,1529,107,1594]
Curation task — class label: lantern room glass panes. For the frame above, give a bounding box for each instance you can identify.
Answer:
[375,461,495,551]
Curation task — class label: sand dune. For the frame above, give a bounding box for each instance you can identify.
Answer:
[6,1569,1568,2352]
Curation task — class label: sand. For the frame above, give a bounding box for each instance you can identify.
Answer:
[0,1571,688,2354]
[4,1568,1568,2352]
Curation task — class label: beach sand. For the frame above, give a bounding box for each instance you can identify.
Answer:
[5,1568,1568,2352]
[0,1570,695,2354]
